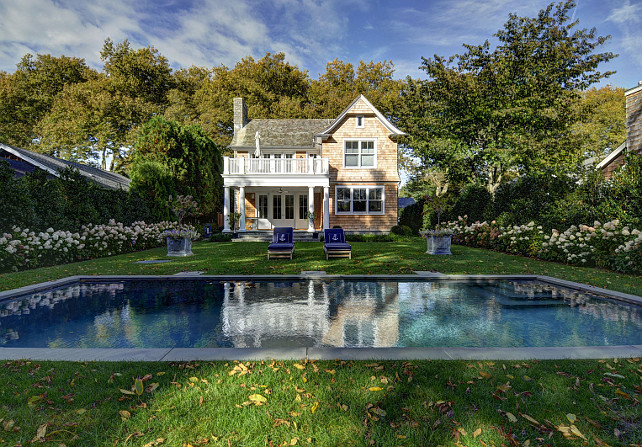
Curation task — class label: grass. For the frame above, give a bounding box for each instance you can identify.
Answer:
[1,238,642,295]
[1,358,641,446]
[1,239,641,446]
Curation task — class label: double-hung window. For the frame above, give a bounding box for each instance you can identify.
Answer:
[344,140,375,168]
[335,186,384,215]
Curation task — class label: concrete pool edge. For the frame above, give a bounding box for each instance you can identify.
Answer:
[2,345,642,362]
[1,273,641,362]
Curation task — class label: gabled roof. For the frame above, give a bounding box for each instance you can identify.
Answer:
[230,119,335,148]
[316,94,407,139]
[596,142,626,170]
[0,143,131,190]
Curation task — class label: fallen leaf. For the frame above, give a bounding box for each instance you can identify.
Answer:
[505,412,517,423]
[570,425,586,440]
[473,428,482,438]
[480,372,491,379]
[368,387,383,392]
[293,364,305,370]
[249,394,267,403]
[119,410,131,420]
[310,402,319,413]
[520,413,540,426]
[119,388,135,395]
[371,407,386,417]
[134,378,144,396]
[33,423,47,441]
[566,413,577,423]
[76,409,87,415]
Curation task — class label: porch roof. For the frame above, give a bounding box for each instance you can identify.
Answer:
[230,118,335,149]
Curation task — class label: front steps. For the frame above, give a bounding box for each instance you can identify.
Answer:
[231,230,321,242]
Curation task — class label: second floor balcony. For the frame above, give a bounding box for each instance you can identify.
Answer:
[223,157,329,176]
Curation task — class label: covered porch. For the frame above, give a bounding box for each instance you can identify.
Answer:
[222,183,330,233]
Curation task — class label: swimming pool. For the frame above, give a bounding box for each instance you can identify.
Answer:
[2,276,641,350]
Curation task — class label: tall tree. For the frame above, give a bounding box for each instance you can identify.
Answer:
[570,86,626,160]
[100,38,174,108]
[36,76,153,169]
[407,0,616,194]
[194,52,311,148]
[129,116,223,218]
[0,54,92,147]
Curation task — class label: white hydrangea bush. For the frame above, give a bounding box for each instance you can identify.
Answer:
[443,217,642,274]
[0,221,198,272]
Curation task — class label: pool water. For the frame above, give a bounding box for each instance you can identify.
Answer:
[1,279,641,348]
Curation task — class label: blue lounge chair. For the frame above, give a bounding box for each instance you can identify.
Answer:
[268,227,295,259]
[323,228,352,259]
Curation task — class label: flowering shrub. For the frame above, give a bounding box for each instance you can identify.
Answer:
[0,220,198,273]
[161,227,200,241]
[444,217,642,275]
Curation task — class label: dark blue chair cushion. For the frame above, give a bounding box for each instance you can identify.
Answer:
[268,242,294,251]
[324,242,351,251]
[273,227,293,243]
[324,229,345,243]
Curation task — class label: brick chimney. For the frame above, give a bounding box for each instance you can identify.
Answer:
[625,81,642,154]
[233,98,248,133]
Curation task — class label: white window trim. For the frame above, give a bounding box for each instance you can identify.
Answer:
[343,138,377,169]
[356,115,365,128]
[335,185,385,215]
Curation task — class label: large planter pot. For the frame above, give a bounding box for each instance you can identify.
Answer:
[166,237,194,257]
[425,234,452,255]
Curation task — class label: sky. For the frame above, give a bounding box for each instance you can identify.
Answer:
[0,0,640,89]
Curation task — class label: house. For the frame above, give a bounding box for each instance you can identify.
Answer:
[222,95,406,233]
[597,81,642,178]
[0,143,130,190]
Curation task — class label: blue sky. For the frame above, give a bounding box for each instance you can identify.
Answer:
[0,0,640,89]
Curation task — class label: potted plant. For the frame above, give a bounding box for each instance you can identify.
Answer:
[421,194,452,255]
[164,194,200,256]
[162,227,199,256]
[228,212,241,237]
[420,227,454,255]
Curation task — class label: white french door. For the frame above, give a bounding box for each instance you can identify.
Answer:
[271,193,295,227]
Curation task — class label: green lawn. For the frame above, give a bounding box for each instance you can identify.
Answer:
[1,358,640,446]
[1,240,641,446]
[2,239,641,295]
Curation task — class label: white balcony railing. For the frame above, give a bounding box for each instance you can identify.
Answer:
[223,157,329,175]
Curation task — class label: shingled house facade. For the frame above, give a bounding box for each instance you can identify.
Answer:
[222,95,406,234]
[596,81,642,177]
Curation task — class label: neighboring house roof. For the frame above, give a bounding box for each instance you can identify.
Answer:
[596,142,626,170]
[398,197,416,209]
[230,119,335,148]
[0,143,131,190]
[316,94,407,139]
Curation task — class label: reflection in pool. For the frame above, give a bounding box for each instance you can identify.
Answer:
[1,279,641,348]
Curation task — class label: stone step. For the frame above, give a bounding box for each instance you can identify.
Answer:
[232,231,321,242]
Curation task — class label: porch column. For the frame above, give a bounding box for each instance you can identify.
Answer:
[323,186,330,230]
[223,186,231,233]
[308,186,315,232]
[239,186,246,232]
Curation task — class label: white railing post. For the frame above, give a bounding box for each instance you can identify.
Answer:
[308,186,315,232]
[239,157,245,174]
[223,157,229,174]
[223,186,231,233]
[323,186,330,229]
[239,186,246,232]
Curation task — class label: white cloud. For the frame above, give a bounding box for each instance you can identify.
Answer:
[606,0,641,24]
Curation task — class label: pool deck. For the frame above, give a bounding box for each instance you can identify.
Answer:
[1,273,641,362]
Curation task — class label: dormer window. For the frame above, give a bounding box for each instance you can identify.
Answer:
[356,115,364,128]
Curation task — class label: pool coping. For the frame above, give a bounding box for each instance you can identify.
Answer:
[1,274,641,362]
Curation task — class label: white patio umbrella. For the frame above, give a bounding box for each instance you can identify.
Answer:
[254,131,261,157]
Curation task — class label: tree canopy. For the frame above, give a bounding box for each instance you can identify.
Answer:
[129,116,223,220]
[404,0,617,194]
